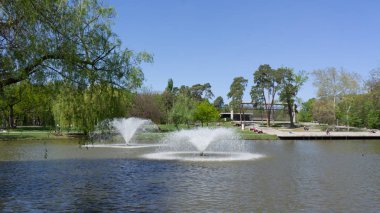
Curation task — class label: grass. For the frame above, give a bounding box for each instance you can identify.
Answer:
[1,123,279,141]
[0,131,70,140]
[0,126,85,141]
[239,132,278,140]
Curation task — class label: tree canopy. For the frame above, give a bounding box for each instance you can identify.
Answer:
[278,68,307,127]
[312,68,361,125]
[251,64,283,127]
[227,76,248,110]
[213,96,224,110]
[193,101,219,126]
[0,0,152,89]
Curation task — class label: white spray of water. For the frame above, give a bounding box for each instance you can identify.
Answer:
[159,127,243,153]
[111,117,152,144]
[144,127,266,161]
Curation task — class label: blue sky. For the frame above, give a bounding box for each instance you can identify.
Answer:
[107,0,380,103]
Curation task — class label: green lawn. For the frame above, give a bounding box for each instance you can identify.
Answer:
[238,131,278,140]
[1,124,278,141]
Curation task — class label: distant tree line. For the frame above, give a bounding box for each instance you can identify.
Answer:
[298,68,380,129]
[1,1,378,133]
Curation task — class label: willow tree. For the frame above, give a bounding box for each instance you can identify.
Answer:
[52,83,132,133]
[0,0,152,89]
[1,0,152,132]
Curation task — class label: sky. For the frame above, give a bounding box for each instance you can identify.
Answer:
[106,0,380,103]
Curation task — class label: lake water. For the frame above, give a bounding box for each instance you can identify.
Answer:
[0,139,379,212]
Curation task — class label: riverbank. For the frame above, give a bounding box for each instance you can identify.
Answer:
[0,131,83,140]
[0,128,278,141]
[3,124,379,141]
[259,127,380,140]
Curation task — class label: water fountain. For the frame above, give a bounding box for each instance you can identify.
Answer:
[86,117,159,148]
[86,118,264,161]
[111,117,154,145]
[143,127,265,161]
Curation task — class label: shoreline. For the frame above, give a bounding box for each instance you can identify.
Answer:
[259,127,380,140]
[2,127,379,141]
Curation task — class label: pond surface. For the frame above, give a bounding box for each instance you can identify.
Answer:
[0,139,379,212]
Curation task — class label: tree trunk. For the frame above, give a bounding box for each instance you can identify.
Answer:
[287,101,295,128]
[9,105,15,128]
[239,104,242,125]
[333,95,336,125]
[266,108,271,127]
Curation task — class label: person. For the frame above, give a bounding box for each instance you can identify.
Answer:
[304,126,309,131]
[326,129,330,135]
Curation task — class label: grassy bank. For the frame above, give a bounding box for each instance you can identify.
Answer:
[0,126,85,141]
[1,124,278,141]
[239,131,279,140]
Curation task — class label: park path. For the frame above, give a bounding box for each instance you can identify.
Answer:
[258,127,380,139]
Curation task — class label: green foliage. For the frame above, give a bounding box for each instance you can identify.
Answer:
[251,64,284,127]
[52,83,132,134]
[1,0,154,133]
[189,83,214,101]
[298,98,315,122]
[0,81,56,128]
[278,67,307,127]
[335,93,380,129]
[367,109,380,129]
[312,99,335,124]
[168,95,195,130]
[228,77,248,110]
[311,68,361,124]
[162,78,176,122]
[213,96,224,110]
[0,0,152,89]
[193,101,220,126]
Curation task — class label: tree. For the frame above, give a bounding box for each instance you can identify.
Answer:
[228,76,247,108]
[189,83,214,101]
[129,91,165,124]
[193,101,219,126]
[366,69,380,128]
[213,96,224,110]
[52,82,132,134]
[162,78,176,122]
[0,0,152,90]
[312,68,361,125]
[367,68,380,108]
[0,82,23,127]
[367,109,380,129]
[312,99,335,124]
[278,68,307,128]
[11,81,56,127]
[168,95,195,130]
[298,98,315,122]
[251,64,283,127]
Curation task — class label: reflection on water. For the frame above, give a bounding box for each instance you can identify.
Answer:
[0,140,379,212]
